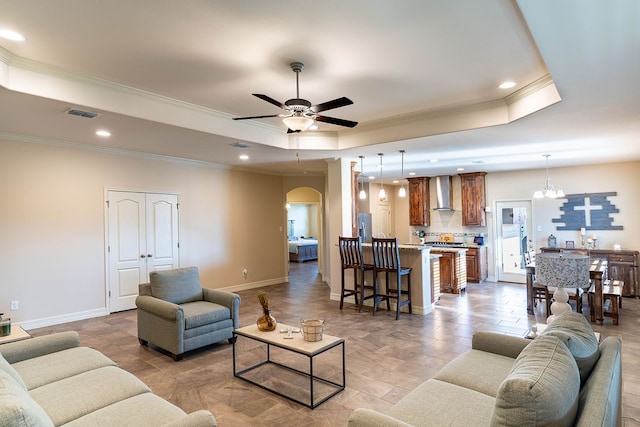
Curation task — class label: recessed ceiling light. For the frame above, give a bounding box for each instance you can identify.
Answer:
[499,81,516,89]
[95,130,111,137]
[0,29,26,42]
[239,154,249,160]
[308,125,318,130]
[429,159,438,163]
[408,172,416,176]
[368,176,375,180]
[392,180,399,184]
[457,167,465,171]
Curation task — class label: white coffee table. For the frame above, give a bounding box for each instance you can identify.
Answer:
[232,323,345,409]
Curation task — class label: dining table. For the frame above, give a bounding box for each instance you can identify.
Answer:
[526,259,608,324]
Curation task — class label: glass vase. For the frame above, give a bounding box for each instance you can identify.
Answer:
[257,310,276,331]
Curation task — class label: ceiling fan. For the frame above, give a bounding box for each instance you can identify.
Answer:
[232,62,358,132]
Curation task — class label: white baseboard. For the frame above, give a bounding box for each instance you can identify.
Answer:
[221,277,289,293]
[16,278,289,331]
[17,308,109,331]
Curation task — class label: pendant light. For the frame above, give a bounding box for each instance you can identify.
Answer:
[378,153,387,201]
[358,156,367,200]
[533,154,565,199]
[398,150,407,198]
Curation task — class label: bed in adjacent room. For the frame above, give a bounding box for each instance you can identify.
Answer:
[288,238,318,262]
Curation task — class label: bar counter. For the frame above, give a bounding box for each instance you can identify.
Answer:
[361,243,435,315]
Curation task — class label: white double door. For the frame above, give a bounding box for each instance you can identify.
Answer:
[107,191,180,312]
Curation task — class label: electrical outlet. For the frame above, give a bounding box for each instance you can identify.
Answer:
[10,300,18,311]
[242,269,248,279]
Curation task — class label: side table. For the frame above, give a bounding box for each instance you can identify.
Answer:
[0,325,31,345]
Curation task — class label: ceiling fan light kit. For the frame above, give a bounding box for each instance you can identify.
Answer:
[233,62,358,132]
[282,115,314,132]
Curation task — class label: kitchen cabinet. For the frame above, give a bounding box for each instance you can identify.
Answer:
[459,172,487,226]
[431,249,467,294]
[408,177,430,226]
[466,246,488,283]
[540,248,639,297]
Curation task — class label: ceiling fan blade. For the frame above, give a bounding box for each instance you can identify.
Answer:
[233,114,280,120]
[253,94,286,109]
[315,115,358,128]
[311,96,353,113]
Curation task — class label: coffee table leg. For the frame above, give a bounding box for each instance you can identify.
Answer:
[310,355,314,408]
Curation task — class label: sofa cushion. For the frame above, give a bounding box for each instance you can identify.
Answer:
[62,392,188,427]
[0,369,53,427]
[29,366,151,426]
[0,352,27,390]
[150,267,203,304]
[388,379,496,426]
[182,301,231,330]
[12,346,116,390]
[491,335,580,426]
[433,349,515,397]
[539,311,600,383]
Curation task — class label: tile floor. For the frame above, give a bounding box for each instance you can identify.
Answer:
[28,261,640,426]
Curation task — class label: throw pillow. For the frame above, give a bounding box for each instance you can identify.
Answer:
[540,311,600,383]
[0,369,54,427]
[491,335,580,426]
[150,267,204,304]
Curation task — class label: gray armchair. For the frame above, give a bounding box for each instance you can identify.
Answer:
[135,267,241,361]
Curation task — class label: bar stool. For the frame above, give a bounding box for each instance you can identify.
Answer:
[371,237,412,320]
[338,236,375,311]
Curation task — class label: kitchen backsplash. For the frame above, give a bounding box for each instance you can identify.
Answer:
[411,228,486,244]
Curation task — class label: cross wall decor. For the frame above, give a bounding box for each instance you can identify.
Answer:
[551,192,623,231]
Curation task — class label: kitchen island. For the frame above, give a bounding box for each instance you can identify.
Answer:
[361,243,435,315]
[429,247,468,294]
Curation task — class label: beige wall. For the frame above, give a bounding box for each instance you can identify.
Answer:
[3,135,638,326]
[0,138,287,327]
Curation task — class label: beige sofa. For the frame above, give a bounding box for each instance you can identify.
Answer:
[1,331,216,426]
[348,312,622,426]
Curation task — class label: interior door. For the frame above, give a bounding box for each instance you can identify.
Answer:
[375,203,392,238]
[107,191,179,312]
[496,200,532,284]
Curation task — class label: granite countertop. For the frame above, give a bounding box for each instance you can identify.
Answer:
[428,246,468,253]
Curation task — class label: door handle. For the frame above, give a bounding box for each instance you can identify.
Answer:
[147,254,153,258]
[140,254,146,258]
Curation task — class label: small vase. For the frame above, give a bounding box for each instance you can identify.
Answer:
[257,310,276,331]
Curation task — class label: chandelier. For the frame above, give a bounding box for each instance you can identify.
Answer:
[533,154,565,199]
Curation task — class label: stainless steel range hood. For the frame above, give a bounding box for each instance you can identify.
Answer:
[433,175,453,211]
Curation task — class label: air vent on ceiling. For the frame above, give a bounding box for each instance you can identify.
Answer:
[65,108,100,119]
[231,142,253,149]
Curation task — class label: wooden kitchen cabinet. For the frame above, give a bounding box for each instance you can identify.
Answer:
[466,246,488,283]
[459,172,487,226]
[408,177,430,226]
